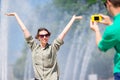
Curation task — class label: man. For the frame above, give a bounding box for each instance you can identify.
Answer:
[90,0,120,80]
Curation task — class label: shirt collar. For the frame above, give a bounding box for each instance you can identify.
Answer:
[114,13,120,20]
[42,43,49,50]
[39,43,49,50]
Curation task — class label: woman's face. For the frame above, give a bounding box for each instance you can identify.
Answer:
[38,30,50,45]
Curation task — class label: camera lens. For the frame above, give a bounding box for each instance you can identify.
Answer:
[94,16,99,20]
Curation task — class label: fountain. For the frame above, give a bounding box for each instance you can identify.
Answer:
[23,50,33,80]
[62,24,96,80]
[0,0,8,80]
[0,0,113,80]
[61,3,109,80]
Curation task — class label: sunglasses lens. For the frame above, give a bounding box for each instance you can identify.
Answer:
[39,34,50,38]
[39,35,44,38]
[104,1,107,7]
[104,3,106,7]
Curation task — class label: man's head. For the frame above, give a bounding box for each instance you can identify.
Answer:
[104,0,120,8]
[104,0,120,16]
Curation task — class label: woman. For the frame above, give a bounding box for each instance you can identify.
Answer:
[6,12,82,80]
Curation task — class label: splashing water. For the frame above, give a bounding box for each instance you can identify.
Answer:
[62,15,97,80]
[0,0,8,80]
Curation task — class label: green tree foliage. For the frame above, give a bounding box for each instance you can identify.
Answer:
[87,0,97,5]
[53,0,85,14]
[53,0,77,10]
[53,0,106,14]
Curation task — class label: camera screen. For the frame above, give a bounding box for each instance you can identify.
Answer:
[94,16,99,20]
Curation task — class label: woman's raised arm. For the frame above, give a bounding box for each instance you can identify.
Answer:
[58,15,82,40]
[6,12,31,38]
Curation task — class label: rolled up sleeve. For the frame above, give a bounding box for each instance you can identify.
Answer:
[52,38,64,51]
[25,36,37,51]
[98,28,118,52]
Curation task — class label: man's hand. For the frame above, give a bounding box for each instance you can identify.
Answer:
[90,20,99,32]
[99,14,113,25]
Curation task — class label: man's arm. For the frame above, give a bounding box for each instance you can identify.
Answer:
[90,20,102,45]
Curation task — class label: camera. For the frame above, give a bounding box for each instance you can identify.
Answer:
[91,14,102,22]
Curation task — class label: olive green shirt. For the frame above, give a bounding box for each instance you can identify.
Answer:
[26,36,64,80]
[98,13,120,73]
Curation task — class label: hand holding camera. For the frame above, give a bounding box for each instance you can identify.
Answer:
[90,14,101,32]
[98,14,113,25]
[91,14,112,25]
[91,14,102,22]
[90,14,113,32]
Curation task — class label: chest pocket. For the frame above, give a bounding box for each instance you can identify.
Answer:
[43,48,56,68]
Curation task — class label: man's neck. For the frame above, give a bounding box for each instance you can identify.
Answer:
[113,7,120,16]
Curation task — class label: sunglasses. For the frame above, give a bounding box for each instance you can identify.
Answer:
[104,1,107,7]
[39,34,50,38]
[104,0,108,8]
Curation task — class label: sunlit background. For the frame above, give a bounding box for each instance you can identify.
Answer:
[0,0,115,80]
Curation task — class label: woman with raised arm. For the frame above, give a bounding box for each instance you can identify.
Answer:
[6,13,82,80]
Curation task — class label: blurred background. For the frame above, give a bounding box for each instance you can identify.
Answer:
[0,0,115,80]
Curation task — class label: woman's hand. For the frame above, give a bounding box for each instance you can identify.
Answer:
[5,12,16,16]
[58,15,82,40]
[5,12,31,38]
[72,15,83,20]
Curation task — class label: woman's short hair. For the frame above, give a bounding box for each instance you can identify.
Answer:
[35,28,51,39]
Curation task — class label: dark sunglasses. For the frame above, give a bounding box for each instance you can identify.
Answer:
[104,1,107,7]
[39,34,50,38]
[104,0,110,7]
